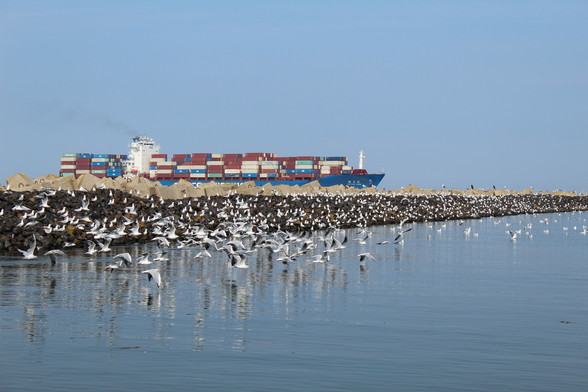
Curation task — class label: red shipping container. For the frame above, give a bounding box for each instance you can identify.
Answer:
[207,166,224,173]
[60,169,75,173]
[296,156,318,160]
[76,158,92,163]
[152,154,167,159]
[158,165,176,170]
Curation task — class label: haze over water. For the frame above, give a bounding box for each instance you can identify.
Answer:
[1,212,586,391]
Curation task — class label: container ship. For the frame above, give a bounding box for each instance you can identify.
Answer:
[59,136,385,189]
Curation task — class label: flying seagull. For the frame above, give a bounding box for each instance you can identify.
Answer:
[142,269,162,288]
[113,252,133,267]
[17,235,37,260]
[44,249,68,266]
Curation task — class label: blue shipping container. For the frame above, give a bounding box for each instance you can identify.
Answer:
[150,166,158,170]
[174,169,189,174]
[92,162,107,166]
[243,173,258,178]
[78,154,93,159]
[94,154,109,158]
[184,157,191,162]
[286,169,316,174]
[190,169,206,174]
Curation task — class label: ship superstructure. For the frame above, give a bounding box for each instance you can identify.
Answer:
[124,136,161,177]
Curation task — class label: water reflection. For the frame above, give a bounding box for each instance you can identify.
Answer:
[0,233,355,353]
[2,213,587,355]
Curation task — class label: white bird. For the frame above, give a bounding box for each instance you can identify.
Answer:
[194,250,212,259]
[142,269,162,288]
[230,253,250,269]
[97,238,113,252]
[17,235,37,260]
[113,252,133,267]
[136,252,153,265]
[308,253,329,263]
[358,252,376,262]
[394,227,413,243]
[152,236,170,248]
[104,263,120,271]
[85,240,98,255]
[44,249,68,266]
[152,250,169,261]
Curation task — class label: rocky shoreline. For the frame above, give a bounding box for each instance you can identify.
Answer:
[2,173,588,253]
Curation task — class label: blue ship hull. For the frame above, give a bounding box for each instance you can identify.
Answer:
[159,173,385,189]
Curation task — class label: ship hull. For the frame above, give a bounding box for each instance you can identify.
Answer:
[158,173,385,189]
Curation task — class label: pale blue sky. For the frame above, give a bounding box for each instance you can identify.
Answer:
[1,1,586,191]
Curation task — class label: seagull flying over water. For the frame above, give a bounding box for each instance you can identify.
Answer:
[44,249,68,266]
[17,235,37,260]
[113,252,133,267]
[142,269,162,288]
[358,252,376,262]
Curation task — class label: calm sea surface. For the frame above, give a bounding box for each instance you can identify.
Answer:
[1,212,587,391]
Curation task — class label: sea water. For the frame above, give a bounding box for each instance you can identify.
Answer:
[0,212,586,391]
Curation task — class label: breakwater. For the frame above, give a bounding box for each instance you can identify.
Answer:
[2,184,588,252]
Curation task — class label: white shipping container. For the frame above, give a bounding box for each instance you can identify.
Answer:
[157,169,173,174]
[177,165,196,170]
[294,164,314,170]
[207,161,224,166]
[211,153,224,159]
[260,161,279,168]
[241,169,259,174]
[319,161,345,166]
[91,158,109,163]
[342,165,353,171]
[224,169,241,174]
[76,170,90,174]
[61,157,76,162]
[61,165,76,169]
[91,170,106,174]
[190,173,206,178]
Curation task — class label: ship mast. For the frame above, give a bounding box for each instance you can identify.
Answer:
[359,150,365,170]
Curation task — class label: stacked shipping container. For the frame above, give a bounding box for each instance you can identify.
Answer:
[61,151,351,182]
[60,153,127,178]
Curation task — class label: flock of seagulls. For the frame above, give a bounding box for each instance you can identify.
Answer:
[3,187,588,289]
